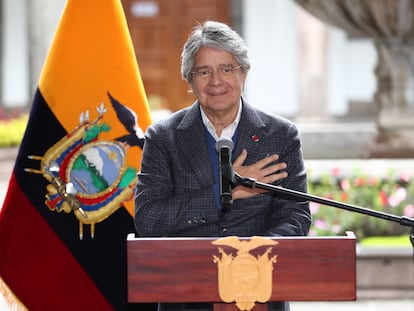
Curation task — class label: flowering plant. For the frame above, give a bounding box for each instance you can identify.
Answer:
[307,167,414,240]
[0,113,28,147]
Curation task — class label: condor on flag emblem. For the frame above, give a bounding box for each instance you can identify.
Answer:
[25,93,144,239]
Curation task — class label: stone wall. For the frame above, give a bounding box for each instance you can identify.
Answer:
[356,246,414,299]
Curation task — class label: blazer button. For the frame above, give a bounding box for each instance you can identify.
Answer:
[188,217,207,224]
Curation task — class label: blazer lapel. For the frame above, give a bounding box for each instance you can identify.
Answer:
[174,101,268,186]
[176,103,215,187]
[234,101,268,160]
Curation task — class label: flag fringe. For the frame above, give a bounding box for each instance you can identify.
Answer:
[0,276,28,311]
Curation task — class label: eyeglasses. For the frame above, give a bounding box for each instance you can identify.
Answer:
[190,65,242,81]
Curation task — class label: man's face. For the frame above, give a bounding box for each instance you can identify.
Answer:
[189,46,246,115]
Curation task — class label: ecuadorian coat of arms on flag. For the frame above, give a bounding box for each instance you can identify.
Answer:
[26,93,145,239]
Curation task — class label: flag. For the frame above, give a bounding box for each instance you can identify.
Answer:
[0,0,152,310]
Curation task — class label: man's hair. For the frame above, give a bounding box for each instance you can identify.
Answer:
[181,21,251,82]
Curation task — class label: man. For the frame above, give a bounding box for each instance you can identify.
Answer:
[135,21,311,311]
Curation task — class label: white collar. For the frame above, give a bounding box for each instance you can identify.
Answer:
[200,100,242,140]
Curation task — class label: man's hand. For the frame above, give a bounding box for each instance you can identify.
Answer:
[232,149,288,200]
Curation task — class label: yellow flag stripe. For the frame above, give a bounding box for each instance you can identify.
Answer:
[38,0,151,216]
[39,0,151,134]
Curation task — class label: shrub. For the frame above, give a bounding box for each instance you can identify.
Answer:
[0,114,28,147]
[307,167,414,240]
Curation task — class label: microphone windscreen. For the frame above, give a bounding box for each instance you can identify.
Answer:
[215,137,233,152]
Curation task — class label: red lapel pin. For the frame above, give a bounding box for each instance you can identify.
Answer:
[251,134,259,142]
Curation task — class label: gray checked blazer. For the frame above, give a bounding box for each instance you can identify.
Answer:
[135,99,311,238]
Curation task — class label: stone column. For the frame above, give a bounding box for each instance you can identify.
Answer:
[296,6,329,122]
[27,0,65,97]
[369,40,414,157]
[295,0,414,158]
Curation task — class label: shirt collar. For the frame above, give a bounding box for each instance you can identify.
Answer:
[200,99,242,141]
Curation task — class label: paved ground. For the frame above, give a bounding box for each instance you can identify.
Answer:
[291,300,414,311]
[1,147,414,310]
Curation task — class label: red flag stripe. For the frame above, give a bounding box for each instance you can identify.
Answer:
[0,174,113,310]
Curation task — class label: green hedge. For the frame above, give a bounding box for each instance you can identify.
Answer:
[0,115,28,147]
[308,167,414,240]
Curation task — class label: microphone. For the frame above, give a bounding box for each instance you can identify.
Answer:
[215,137,235,208]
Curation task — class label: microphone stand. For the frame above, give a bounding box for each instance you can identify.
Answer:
[234,173,414,248]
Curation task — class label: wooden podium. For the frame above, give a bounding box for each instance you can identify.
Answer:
[127,233,356,310]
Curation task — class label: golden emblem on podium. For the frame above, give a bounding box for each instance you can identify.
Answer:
[212,236,278,311]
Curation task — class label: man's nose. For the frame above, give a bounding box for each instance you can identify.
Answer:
[209,69,224,84]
